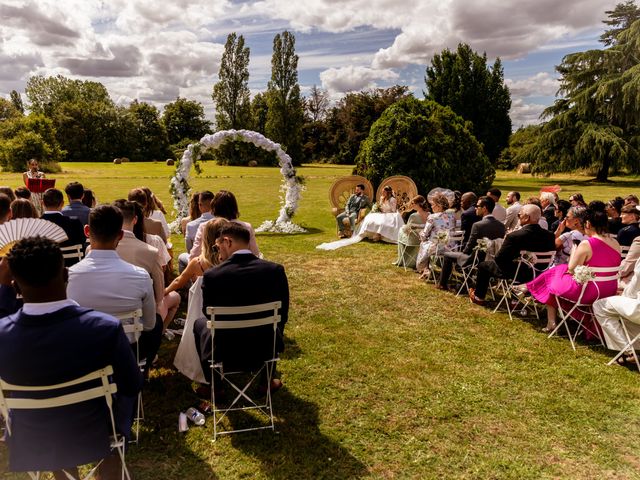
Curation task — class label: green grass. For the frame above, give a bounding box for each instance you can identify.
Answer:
[2,163,640,479]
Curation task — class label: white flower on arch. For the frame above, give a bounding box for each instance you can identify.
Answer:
[169,129,305,233]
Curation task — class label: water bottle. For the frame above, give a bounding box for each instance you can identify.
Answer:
[186,407,205,426]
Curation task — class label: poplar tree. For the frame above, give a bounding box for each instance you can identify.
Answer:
[212,32,251,130]
[266,31,304,165]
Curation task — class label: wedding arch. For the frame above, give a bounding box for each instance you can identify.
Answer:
[169,129,305,233]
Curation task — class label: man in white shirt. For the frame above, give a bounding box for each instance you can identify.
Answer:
[178,190,215,273]
[67,204,162,372]
[503,191,522,232]
[487,188,507,223]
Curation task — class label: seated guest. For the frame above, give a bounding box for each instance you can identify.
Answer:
[0,193,12,224]
[416,192,455,277]
[0,187,16,201]
[486,188,506,223]
[606,197,624,234]
[67,205,162,374]
[526,197,548,230]
[539,192,556,230]
[524,207,620,332]
[82,189,96,208]
[0,237,142,477]
[12,187,29,200]
[172,218,228,383]
[142,187,170,239]
[336,183,371,238]
[620,235,640,285]
[180,191,200,235]
[41,188,86,266]
[129,200,170,270]
[193,222,289,388]
[617,204,640,246]
[178,190,214,273]
[550,199,571,233]
[128,188,167,243]
[460,192,480,243]
[437,196,505,291]
[594,260,640,365]
[190,190,260,259]
[469,205,555,306]
[569,193,587,207]
[552,206,587,266]
[10,198,38,219]
[358,186,403,243]
[504,191,522,232]
[62,182,91,226]
[114,200,179,331]
[394,195,430,269]
[624,194,639,207]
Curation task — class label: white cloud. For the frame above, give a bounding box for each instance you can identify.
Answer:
[510,98,547,128]
[320,65,398,93]
[506,72,559,97]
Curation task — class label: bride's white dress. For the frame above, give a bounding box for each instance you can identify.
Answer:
[317,196,404,251]
[173,276,207,383]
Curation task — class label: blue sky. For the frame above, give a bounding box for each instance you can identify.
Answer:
[0,0,617,127]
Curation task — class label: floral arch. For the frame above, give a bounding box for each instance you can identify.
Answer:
[169,129,305,233]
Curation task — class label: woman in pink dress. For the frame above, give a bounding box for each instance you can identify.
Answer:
[525,207,621,332]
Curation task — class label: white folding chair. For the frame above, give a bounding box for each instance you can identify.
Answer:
[427,230,465,284]
[454,249,481,296]
[492,250,556,320]
[0,366,131,480]
[60,244,84,262]
[606,316,640,371]
[397,224,424,271]
[206,301,281,441]
[114,309,145,444]
[449,230,465,252]
[548,265,620,351]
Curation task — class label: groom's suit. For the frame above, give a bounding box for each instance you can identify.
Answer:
[194,252,289,376]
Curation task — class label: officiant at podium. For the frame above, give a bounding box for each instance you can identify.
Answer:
[22,158,48,215]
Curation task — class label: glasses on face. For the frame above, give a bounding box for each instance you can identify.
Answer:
[475,204,483,208]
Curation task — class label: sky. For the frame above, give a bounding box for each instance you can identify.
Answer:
[0,0,620,128]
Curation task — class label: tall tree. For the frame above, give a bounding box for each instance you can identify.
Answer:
[0,98,20,122]
[162,97,212,145]
[251,92,269,134]
[266,31,304,166]
[212,32,251,130]
[600,0,640,45]
[521,7,640,181]
[9,90,24,114]
[128,101,171,161]
[425,44,512,163]
[26,75,112,116]
[305,85,329,123]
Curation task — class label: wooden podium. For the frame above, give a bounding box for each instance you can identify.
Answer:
[25,178,55,193]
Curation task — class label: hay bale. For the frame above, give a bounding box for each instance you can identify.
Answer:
[248,160,258,167]
[121,157,130,163]
[516,163,531,174]
[166,159,175,166]
[113,158,122,164]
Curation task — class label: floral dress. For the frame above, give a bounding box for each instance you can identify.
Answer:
[25,169,45,215]
[416,211,455,272]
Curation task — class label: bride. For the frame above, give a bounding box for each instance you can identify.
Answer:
[317,185,404,251]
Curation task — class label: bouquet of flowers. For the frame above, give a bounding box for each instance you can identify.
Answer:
[436,230,450,245]
[371,202,380,213]
[474,237,490,252]
[401,224,413,235]
[572,265,596,284]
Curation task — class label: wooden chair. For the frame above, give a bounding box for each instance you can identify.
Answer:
[375,176,418,216]
[329,176,374,236]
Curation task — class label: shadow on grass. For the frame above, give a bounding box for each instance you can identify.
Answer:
[228,389,368,479]
[281,336,302,360]
[257,227,324,237]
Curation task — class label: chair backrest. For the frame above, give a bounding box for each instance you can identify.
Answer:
[60,244,84,261]
[0,366,117,437]
[449,230,465,250]
[516,250,557,279]
[375,176,418,215]
[114,309,144,345]
[329,176,374,210]
[206,302,282,367]
[620,245,631,262]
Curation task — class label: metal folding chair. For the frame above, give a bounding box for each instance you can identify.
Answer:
[0,366,131,480]
[60,244,84,262]
[397,223,424,271]
[206,301,281,441]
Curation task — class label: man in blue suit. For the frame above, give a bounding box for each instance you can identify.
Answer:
[0,237,142,478]
[62,181,91,226]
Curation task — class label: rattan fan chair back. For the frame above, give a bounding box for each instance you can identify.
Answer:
[376,176,418,215]
[329,175,374,235]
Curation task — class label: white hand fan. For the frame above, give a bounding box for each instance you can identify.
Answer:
[0,218,68,256]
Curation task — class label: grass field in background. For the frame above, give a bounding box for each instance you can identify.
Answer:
[1,163,640,479]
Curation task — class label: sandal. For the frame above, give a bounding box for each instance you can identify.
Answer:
[541,324,557,333]
[616,353,636,366]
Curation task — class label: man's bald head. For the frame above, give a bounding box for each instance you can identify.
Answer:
[520,204,541,225]
[461,192,477,210]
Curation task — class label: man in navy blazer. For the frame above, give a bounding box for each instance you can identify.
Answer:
[460,192,480,244]
[42,188,86,265]
[0,237,142,476]
[62,181,91,226]
[193,222,289,385]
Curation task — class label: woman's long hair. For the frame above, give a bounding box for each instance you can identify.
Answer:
[201,218,230,268]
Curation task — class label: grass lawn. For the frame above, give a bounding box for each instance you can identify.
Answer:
[1,162,640,479]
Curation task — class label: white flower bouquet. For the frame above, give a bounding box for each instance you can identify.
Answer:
[572,265,596,284]
[474,237,490,252]
[435,230,450,245]
[371,202,380,213]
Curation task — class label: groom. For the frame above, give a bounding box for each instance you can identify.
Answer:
[336,184,371,238]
